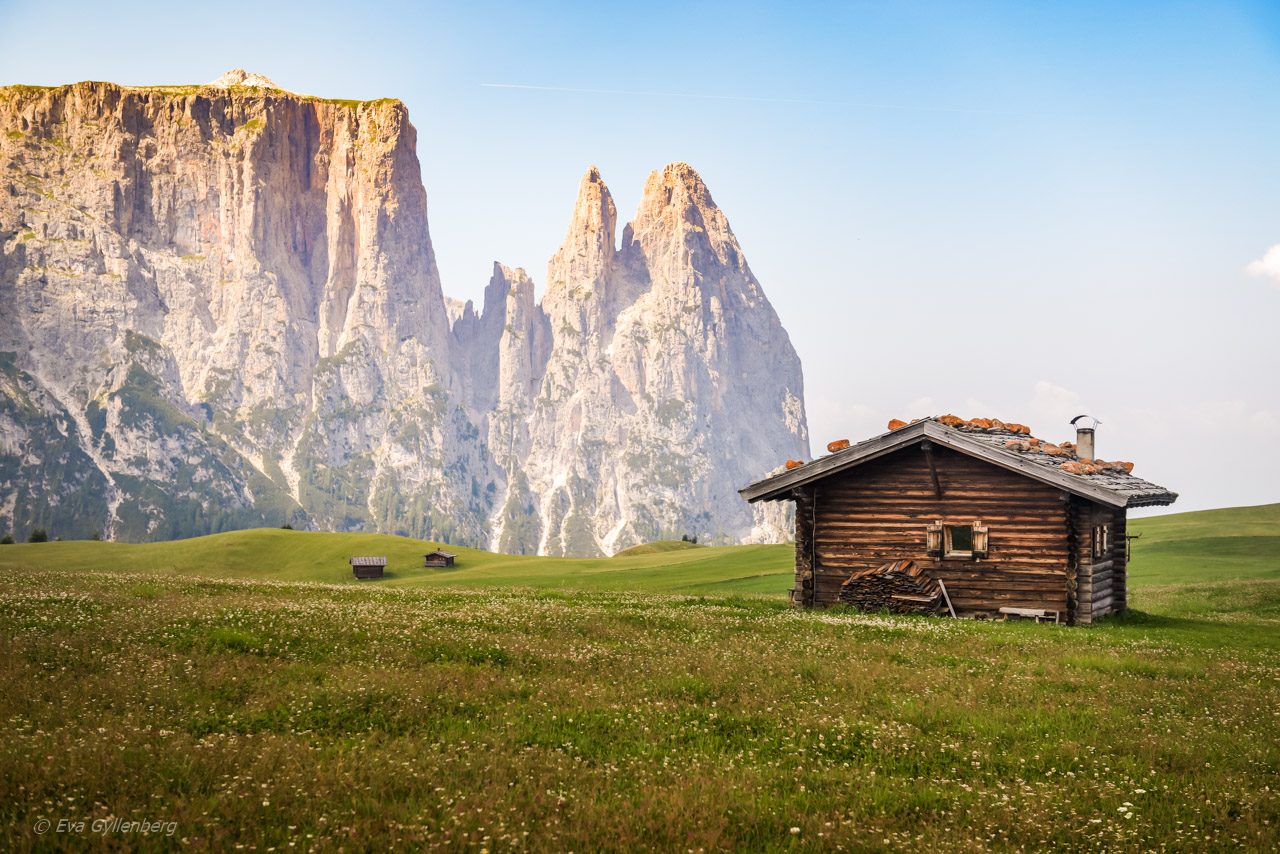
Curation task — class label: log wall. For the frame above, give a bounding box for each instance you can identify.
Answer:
[793,487,815,607]
[1070,497,1128,624]
[797,444,1074,617]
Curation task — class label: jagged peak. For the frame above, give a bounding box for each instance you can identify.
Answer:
[480,263,537,322]
[573,165,615,216]
[547,166,618,290]
[443,296,473,327]
[492,261,533,286]
[639,161,716,212]
[661,161,704,182]
[208,69,288,91]
[623,161,747,275]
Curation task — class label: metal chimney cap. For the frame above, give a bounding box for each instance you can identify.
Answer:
[1070,414,1100,430]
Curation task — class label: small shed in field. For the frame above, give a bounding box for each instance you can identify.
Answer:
[740,416,1177,624]
[350,556,387,579]
[423,550,456,568]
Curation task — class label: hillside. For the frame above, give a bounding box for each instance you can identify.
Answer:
[611,539,706,557]
[1128,503,1280,582]
[0,529,794,596]
[1,503,1275,599]
[0,503,1276,605]
[1,503,1277,850]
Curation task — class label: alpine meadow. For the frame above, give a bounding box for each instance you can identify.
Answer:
[2,2,1280,852]
[1,505,1278,849]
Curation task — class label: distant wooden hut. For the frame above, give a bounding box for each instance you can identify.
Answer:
[423,550,456,568]
[350,556,387,579]
[740,416,1177,624]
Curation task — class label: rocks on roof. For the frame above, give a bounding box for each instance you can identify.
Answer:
[887,415,1134,477]
[748,414,1176,508]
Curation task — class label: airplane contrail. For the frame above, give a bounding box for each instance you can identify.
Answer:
[479,82,1049,118]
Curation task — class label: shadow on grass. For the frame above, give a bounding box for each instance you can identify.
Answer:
[1098,609,1212,631]
[411,565,471,576]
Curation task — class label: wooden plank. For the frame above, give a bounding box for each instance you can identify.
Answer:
[937,579,957,617]
[920,441,943,498]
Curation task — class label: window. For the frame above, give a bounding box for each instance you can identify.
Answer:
[945,524,974,557]
[1092,524,1111,559]
[928,521,989,559]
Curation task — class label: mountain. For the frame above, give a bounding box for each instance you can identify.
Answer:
[0,72,808,553]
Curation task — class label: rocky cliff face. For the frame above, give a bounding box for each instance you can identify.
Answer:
[0,72,807,552]
[462,164,808,555]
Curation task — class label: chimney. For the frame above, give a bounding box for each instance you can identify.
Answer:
[1070,415,1097,461]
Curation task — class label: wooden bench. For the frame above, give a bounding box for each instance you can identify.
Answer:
[999,606,1059,624]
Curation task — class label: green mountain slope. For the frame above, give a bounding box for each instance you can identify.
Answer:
[0,503,1274,599]
[0,528,794,596]
[1128,503,1280,581]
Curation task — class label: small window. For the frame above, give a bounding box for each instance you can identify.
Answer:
[945,524,973,557]
[1092,524,1111,559]
[930,522,988,559]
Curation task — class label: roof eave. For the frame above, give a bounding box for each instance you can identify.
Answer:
[738,421,931,502]
[1126,491,1179,508]
[739,420,1171,509]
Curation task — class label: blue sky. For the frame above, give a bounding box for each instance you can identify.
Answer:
[2,0,1278,512]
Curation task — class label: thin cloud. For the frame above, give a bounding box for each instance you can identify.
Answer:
[1028,380,1085,431]
[479,82,1050,118]
[1245,244,1280,288]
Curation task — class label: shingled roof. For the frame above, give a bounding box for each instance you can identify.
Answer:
[740,416,1177,508]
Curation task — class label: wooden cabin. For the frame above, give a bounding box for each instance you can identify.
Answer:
[423,550,456,568]
[350,556,387,580]
[740,416,1177,624]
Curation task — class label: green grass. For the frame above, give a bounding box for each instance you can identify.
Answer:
[1126,503,1280,627]
[0,502,1274,600]
[0,529,795,596]
[0,504,1276,850]
[613,539,706,557]
[1129,503,1280,583]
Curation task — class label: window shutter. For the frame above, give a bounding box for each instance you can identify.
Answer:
[926,522,942,557]
[972,522,989,558]
[1092,525,1111,559]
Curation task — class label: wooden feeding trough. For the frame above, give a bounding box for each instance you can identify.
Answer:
[350,556,387,579]
[423,550,456,568]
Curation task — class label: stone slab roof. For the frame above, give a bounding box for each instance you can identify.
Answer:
[741,416,1177,509]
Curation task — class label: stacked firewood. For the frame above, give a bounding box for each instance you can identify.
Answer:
[838,560,945,615]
